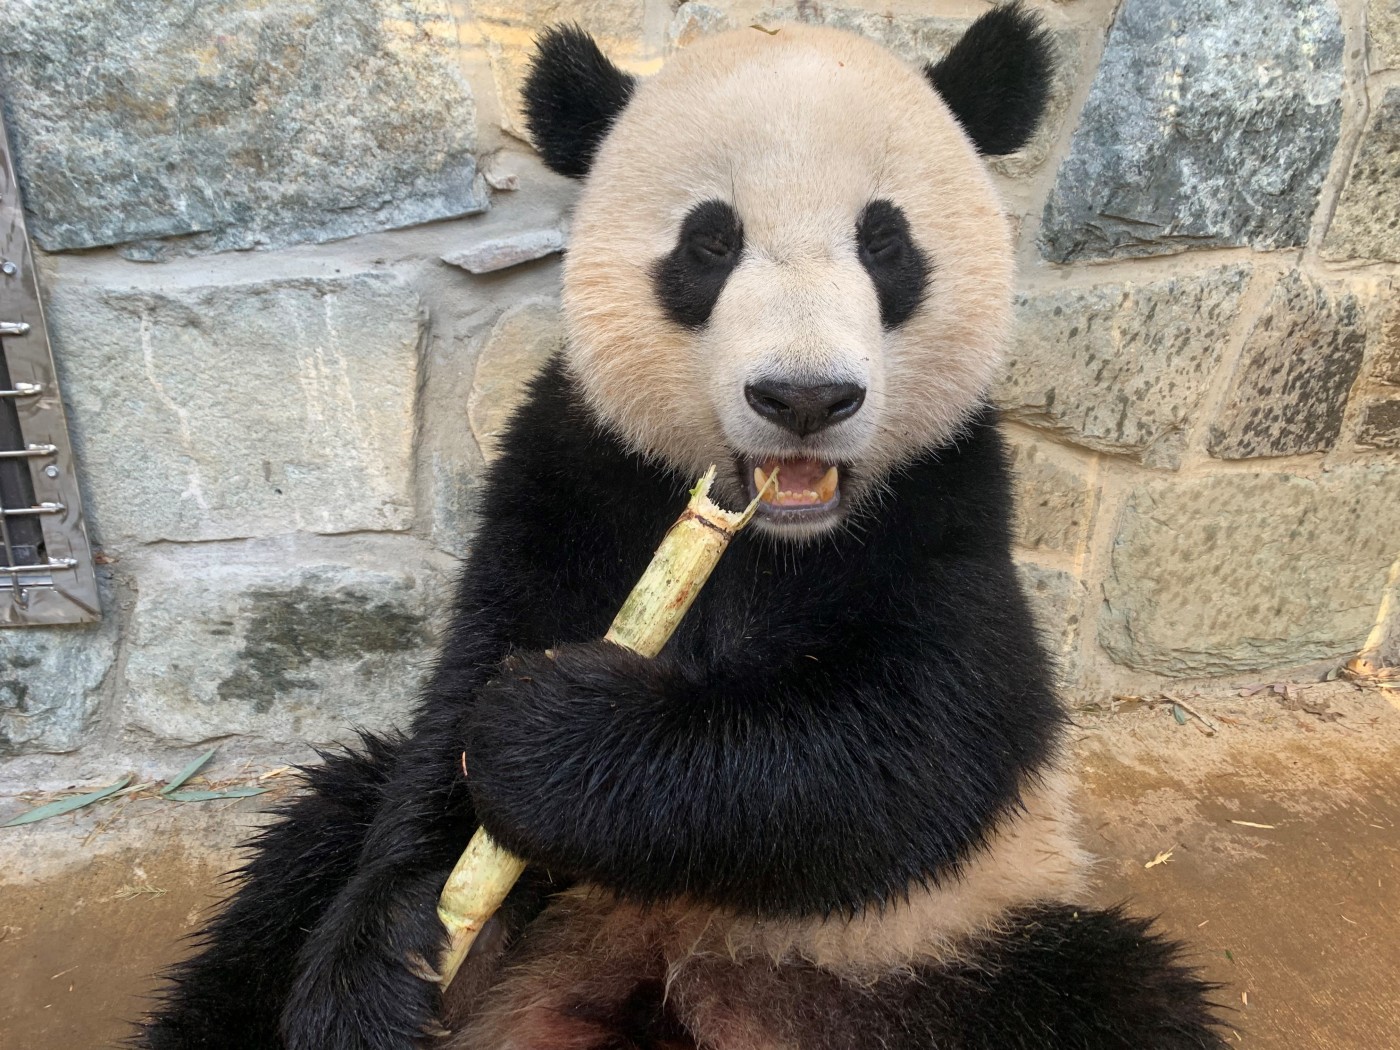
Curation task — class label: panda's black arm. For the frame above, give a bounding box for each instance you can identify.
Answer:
[276,577,539,1050]
[463,554,1062,917]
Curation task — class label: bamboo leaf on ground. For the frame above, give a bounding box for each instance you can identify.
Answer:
[2,775,134,827]
[160,748,218,796]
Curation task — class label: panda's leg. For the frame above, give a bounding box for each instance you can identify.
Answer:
[134,735,401,1050]
[930,903,1230,1049]
[670,904,1228,1050]
[446,892,693,1050]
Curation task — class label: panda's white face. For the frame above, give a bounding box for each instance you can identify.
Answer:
[561,25,1015,538]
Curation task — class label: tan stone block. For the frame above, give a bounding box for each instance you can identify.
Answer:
[469,301,565,460]
[1323,88,1400,264]
[1356,395,1400,450]
[1369,0,1400,71]
[1372,300,1400,385]
[1208,274,1367,459]
[996,267,1251,466]
[1008,439,1094,556]
[1016,559,1088,691]
[472,0,645,40]
[1099,467,1400,677]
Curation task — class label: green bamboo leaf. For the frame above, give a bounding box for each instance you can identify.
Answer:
[1171,704,1188,725]
[160,748,217,796]
[2,775,134,827]
[164,787,269,803]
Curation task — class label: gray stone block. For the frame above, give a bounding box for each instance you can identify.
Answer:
[0,617,118,755]
[1008,439,1095,556]
[995,267,1251,464]
[0,0,486,255]
[48,273,422,544]
[1040,0,1343,262]
[1209,275,1367,459]
[124,559,442,745]
[442,229,566,274]
[1099,468,1400,677]
[1323,88,1400,264]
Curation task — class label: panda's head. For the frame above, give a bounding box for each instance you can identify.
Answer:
[524,6,1053,539]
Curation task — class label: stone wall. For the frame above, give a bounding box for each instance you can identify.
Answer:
[0,0,1396,768]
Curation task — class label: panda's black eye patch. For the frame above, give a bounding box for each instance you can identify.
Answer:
[856,200,930,329]
[652,200,744,329]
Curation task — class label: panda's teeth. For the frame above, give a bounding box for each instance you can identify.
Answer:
[752,463,837,507]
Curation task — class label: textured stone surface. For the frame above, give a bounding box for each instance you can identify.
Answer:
[49,274,421,544]
[473,0,644,40]
[755,5,964,63]
[1323,89,1400,264]
[468,301,563,460]
[669,3,732,49]
[1040,0,1343,262]
[0,619,118,755]
[477,0,647,137]
[124,560,441,745]
[0,0,485,255]
[1356,396,1400,449]
[996,267,1251,464]
[1100,468,1400,676]
[1374,303,1400,385]
[1008,439,1095,556]
[442,229,565,274]
[1371,0,1400,70]
[1016,560,1087,689]
[1209,275,1367,459]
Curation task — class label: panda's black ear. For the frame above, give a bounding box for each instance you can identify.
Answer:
[924,3,1054,156]
[522,25,637,179]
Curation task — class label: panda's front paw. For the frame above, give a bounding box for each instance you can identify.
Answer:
[475,641,674,735]
[464,641,683,856]
[280,888,445,1050]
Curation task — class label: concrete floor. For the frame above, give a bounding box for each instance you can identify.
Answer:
[3,680,1398,1048]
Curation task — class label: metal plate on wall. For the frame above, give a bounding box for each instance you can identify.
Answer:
[0,106,100,625]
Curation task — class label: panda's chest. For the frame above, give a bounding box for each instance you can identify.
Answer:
[666,542,863,663]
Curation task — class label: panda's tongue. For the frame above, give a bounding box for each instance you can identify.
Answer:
[753,457,839,507]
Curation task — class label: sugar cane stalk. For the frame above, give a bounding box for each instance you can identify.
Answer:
[435,464,773,987]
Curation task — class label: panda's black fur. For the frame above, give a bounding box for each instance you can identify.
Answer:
[136,7,1228,1049]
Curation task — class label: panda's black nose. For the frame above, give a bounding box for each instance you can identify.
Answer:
[744,379,866,437]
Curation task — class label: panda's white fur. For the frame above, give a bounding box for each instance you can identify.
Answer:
[448,771,1089,1050]
[564,25,1014,531]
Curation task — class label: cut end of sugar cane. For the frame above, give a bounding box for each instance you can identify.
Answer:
[604,464,773,659]
[435,465,774,988]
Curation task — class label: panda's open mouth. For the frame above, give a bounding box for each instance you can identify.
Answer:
[743,456,842,519]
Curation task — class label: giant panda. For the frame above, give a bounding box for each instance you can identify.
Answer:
[138,7,1227,1049]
